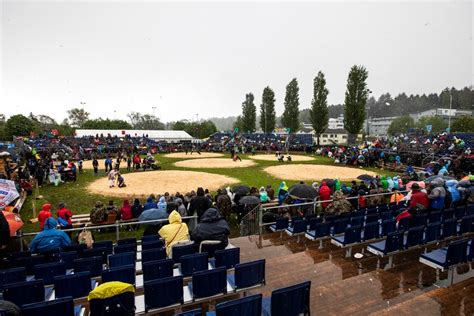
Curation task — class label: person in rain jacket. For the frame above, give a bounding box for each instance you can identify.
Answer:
[318,181,331,209]
[158,210,189,256]
[38,203,53,230]
[428,178,446,211]
[380,176,388,191]
[387,177,395,191]
[120,200,133,220]
[30,217,71,253]
[259,187,269,203]
[131,198,144,218]
[157,196,167,213]
[191,208,230,249]
[189,188,212,221]
[143,196,156,211]
[277,182,289,205]
[445,180,461,207]
[325,191,352,216]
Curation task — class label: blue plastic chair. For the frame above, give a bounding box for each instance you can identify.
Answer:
[443,209,455,221]
[144,276,184,311]
[350,216,364,227]
[3,280,45,306]
[142,240,165,251]
[175,308,202,316]
[332,218,349,235]
[420,239,468,270]
[180,253,208,277]
[362,222,379,241]
[212,294,262,316]
[381,219,396,236]
[213,248,240,269]
[82,247,108,264]
[59,251,78,270]
[62,244,87,255]
[34,261,66,285]
[262,281,311,316]
[459,215,473,235]
[172,243,196,264]
[21,297,78,316]
[424,222,441,244]
[117,237,137,246]
[142,248,167,263]
[14,255,45,275]
[368,231,404,256]
[332,226,361,246]
[102,265,136,285]
[228,259,265,291]
[54,271,92,299]
[441,218,457,239]
[404,226,424,249]
[365,214,379,225]
[141,235,160,243]
[269,217,288,234]
[143,259,174,282]
[0,267,26,290]
[429,211,442,224]
[308,217,322,230]
[6,250,30,261]
[114,244,137,256]
[191,267,227,299]
[93,240,114,254]
[73,256,103,277]
[108,252,136,268]
[412,214,427,227]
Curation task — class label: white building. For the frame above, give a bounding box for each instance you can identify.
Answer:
[328,116,345,129]
[75,129,193,143]
[317,128,362,145]
[410,108,473,122]
[366,116,398,137]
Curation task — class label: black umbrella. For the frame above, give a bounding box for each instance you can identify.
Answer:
[233,185,250,195]
[288,184,317,200]
[357,174,374,181]
[322,178,336,188]
[239,195,261,205]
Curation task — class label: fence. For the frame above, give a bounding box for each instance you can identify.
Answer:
[18,215,198,251]
[240,190,407,236]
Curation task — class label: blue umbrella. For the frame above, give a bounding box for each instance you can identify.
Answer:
[138,208,168,223]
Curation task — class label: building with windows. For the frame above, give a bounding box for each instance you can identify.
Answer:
[317,128,362,145]
[409,108,472,123]
[75,129,193,143]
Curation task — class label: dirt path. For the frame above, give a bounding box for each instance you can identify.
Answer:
[174,158,256,169]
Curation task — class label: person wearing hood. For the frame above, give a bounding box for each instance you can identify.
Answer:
[277,181,289,205]
[159,211,189,256]
[428,178,446,211]
[318,181,331,209]
[189,187,212,221]
[30,217,71,253]
[408,183,429,210]
[131,198,143,218]
[38,203,53,230]
[325,191,352,216]
[175,198,187,217]
[259,187,269,203]
[191,208,230,249]
[266,185,275,201]
[215,189,232,221]
[157,196,167,213]
[445,180,461,208]
[120,200,133,220]
[90,201,107,224]
[392,176,399,189]
[387,177,394,191]
[380,176,388,191]
[143,196,156,211]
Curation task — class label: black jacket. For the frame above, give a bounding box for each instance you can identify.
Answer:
[189,195,212,220]
[191,208,230,247]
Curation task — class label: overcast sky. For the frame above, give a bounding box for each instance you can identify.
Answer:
[1,1,472,123]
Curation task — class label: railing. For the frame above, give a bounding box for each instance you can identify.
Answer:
[18,215,198,251]
[240,190,408,236]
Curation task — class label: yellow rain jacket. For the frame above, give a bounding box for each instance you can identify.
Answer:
[159,210,189,256]
[87,281,134,301]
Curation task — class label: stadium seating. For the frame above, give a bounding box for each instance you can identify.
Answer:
[207,294,262,316]
[261,281,311,316]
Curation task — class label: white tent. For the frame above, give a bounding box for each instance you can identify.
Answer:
[75,130,193,142]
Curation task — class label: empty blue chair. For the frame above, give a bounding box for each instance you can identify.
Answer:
[176,308,202,316]
[7,250,31,261]
[228,259,265,291]
[108,252,136,268]
[73,256,103,277]
[332,218,349,235]
[142,248,167,263]
[142,235,160,243]
[102,265,136,285]
[381,219,396,236]
[3,280,45,306]
[443,209,455,221]
[114,244,137,256]
[59,251,78,270]
[397,217,410,231]
[424,222,441,244]
[285,220,307,242]
[467,239,474,261]
[412,214,427,227]
[455,207,466,220]
[269,217,289,234]
[34,262,66,285]
[305,222,330,248]
[332,226,361,246]
[458,215,473,235]
[117,237,137,246]
[350,216,364,227]
[191,267,227,299]
[429,211,442,223]
[93,240,113,254]
[180,253,208,277]
[14,255,45,275]
[172,243,195,263]
[308,217,322,230]
[143,259,174,282]
[142,240,165,251]
[144,276,184,311]
[54,271,92,299]
[365,214,379,224]
[324,215,336,225]
[0,267,26,290]
[467,204,474,216]
[378,205,389,213]
[441,218,457,239]
[404,226,424,249]
[62,244,86,255]
[262,281,311,316]
[367,231,404,268]
[212,294,262,316]
[82,247,108,264]
[380,211,394,221]
[363,222,379,241]
[213,248,240,269]
[366,207,378,215]
[21,297,77,316]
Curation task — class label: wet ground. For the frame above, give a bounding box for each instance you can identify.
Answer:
[231,232,474,315]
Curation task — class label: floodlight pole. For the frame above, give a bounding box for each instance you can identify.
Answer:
[448,93,452,133]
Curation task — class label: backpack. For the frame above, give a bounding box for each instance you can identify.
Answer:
[78,229,94,248]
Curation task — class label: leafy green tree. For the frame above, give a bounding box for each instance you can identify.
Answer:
[309,71,329,145]
[451,116,474,133]
[81,119,132,130]
[343,65,369,143]
[5,114,37,138]
[281,78,300,133]
[199,120,218,138]
[171,120,217,138]
[240,93,256,133]
[127,112,165,130]
[416,116,447,133]
[67,108,90,127]
[259,87,276,133]
[387,116,415,135]
[233,116,243,132]
[0,114,6,140]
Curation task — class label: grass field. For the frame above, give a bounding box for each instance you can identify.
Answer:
[20,153,396,237]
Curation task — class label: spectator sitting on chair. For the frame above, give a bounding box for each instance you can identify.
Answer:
[90,201,107,224]
[106,200,121,220]
[38,203,53,230]
[191,208,230,250]
[120,200,133,220]
[159,210,190,257]
[30,217,71,253]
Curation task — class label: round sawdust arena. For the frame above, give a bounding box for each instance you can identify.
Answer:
[174,158,256,169]
[82,159,107,170]
[249,154,314,162]
[87,170,239,198]
[264,164,377,181]
[165,152,224,159]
